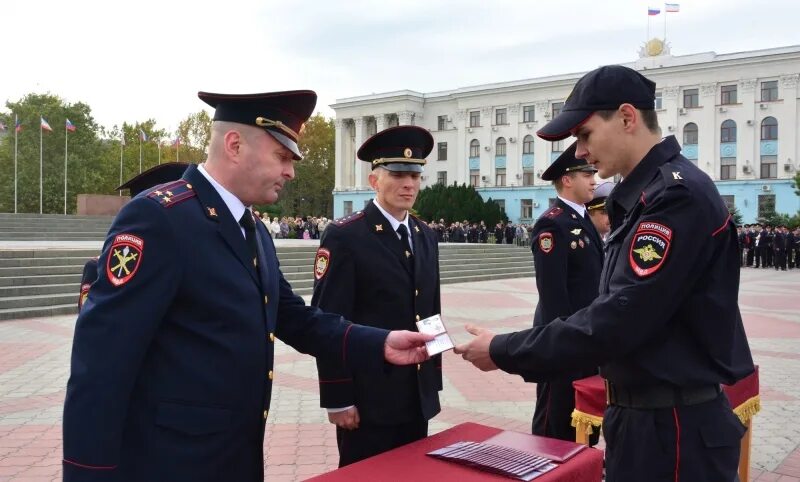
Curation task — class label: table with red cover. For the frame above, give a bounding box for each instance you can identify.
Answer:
[306,422,604,482]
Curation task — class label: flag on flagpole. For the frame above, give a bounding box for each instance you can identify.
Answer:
[665,3,680,12]
[41,117,53,132]
[648,7,661,15]
[0,121,6,132]
[66,119,76,132]
[140,129,148,142]
[15,117,22,133]
[172,137,181,147]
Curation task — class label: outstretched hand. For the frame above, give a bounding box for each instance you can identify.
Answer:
[384,330,434,365]
[453,324,499,371]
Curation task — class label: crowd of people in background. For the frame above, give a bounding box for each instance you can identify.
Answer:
[738,224,800,270]
[426,219,532,247]
[253,211,331,240]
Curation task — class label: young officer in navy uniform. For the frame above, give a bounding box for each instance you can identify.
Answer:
[586,181,615,239]
[455,65,754,482]
[528,142,602,443]
[62,91,433,482]
[77,162,189,312]
[311,125,443,467]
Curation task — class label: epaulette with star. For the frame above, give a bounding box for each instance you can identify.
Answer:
[146,180,196,208]
[541,206,563,219]
[332,211,365,227]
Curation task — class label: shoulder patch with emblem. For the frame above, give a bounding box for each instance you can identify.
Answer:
[106,234,144,286]
[146,180,196,208]
[538,232,554,254]
[629,221,672,277]
[314,248,330,280]
[78,283,90,311]
[332,211,365,227]
[542,207,563,219]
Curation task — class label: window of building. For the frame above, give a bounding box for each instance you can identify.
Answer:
[469,139,480,158]
[683,88,699,108]
[522,169,535,186]
[761,81,778,102]
[552,140,565,154]
[496,137,506,156]
[495,168,506,186]
[654,91,663,110]
[551,102,564,118]
[437,115,447,131]
[760,155,777,179]
[720,120,736,143]
[720,85,737,105]
[758,194,776,219]
[343,201,353,216]
[470,169,480,186]
[495,199,506,212]
[761,117,778,140]
[521,199,533,220]
[720,195,735,212]
[495,108,507,125]
[469,111,480,127]
[720,157,736,180]
[437,142,447,161]
[522,135,534,154]
[683,122,698,144]
[522,105,535,123]
[437,171,447,185]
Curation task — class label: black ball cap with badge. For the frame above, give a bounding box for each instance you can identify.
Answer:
[537,65,656,141]
[540,141,597,181]
[357,125,433,173]
[198,90,317,160]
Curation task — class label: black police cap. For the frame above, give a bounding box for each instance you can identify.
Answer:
[586,181,616,211]
[357,125,433,173]
[116,162,190,196]
[538,65,656,141]
[198,90,317,160]
[541,142,597,181]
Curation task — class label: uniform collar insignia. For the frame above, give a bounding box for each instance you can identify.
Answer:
[571,214,577,219]
[414,225,420,233]
[207,207,218,217]
[375,224,384,232]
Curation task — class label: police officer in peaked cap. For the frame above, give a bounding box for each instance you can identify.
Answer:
[455,65,754,482]
[585,180,616,239]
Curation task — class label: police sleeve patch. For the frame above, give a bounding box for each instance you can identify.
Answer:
[78,284,90,310]
[538,232,554,254]
[106,234,144,286]
[629,221,672,277]
[314,248,330,280]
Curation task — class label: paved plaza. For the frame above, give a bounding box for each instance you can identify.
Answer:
[0,269,798,481]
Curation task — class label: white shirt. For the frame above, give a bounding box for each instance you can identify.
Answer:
[558,195,587,219]
[197,163,249,238]
[373,199,413,253]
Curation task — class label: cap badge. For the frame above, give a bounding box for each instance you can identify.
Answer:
[403,148,413,159]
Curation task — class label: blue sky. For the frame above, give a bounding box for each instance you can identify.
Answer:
[2,0,799,134]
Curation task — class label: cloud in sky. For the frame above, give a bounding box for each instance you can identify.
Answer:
[2,0,799,134]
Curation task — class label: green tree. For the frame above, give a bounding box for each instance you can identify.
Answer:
[728,204,743,226]
[414,183,508,225]
[175,110,212,162]
[270,114,335,217]
[793,171,800,196]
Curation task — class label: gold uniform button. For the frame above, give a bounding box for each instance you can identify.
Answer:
[264,295,269,305]
[268,370,273,380]
[416,315,420,321]
[263,410,268,420]
[269,333,275,342]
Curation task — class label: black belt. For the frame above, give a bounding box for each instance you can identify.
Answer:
[605,380,721,409]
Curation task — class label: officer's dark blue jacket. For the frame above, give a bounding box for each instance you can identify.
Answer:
[490,136,754,387]
[311,200,442,424]
[63,164,389,482]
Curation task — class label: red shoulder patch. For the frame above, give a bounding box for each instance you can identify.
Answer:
[106,234,144,287]
[542,207,563,219]
[147,180,196,208]
[78,283,90,311]
[314,248,330,280]
[538,232,554,254]
[629,221,672,277]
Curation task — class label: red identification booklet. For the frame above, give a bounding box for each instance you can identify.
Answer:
[483,430,587,463]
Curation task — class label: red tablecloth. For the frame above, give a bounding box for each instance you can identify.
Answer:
[306,422,604,482]
[571,366,760,435]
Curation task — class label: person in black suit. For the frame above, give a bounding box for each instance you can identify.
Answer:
[62,91,432,482]
[77,163,190,312]
[312,126,442,467]
[774,225,787,271]
[504,222,516,245]
[527,142,603,444]
[494,222,504,244]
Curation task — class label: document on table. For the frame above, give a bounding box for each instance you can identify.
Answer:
[416,314,455,356]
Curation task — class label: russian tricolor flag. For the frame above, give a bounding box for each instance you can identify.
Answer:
[66,119,77,132]
[140,129,148,142]
[665,3,680,12]
[15,117,22,133]
[41,117,53,132]
[648,7,661,15]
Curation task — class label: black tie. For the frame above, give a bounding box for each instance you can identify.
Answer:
[397,224,414,262]
[239,210,258,266]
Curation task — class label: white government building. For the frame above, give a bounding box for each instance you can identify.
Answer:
[331,40,800,224]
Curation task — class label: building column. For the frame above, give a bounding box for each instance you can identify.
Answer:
[699,83,717,178]
[334,118,344,189]
[780,74,799,180]
[455,109,467,185]
[375,114,387,133]
[353,117,366,189]
[508,104,520,185]
[738,79,757,180]
[534,101,550,185]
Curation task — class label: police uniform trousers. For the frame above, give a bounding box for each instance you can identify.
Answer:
[603,393,745,482]
[532,379,600,445]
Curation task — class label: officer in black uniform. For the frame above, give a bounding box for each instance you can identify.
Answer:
[527,142,602,443]
[586,180,615,239]
[455,65,754,482]
[62,91,432,482]
[77,163,190,312]
[312,125,443,467]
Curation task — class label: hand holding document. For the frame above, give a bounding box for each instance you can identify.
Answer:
[416,314,455,356]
